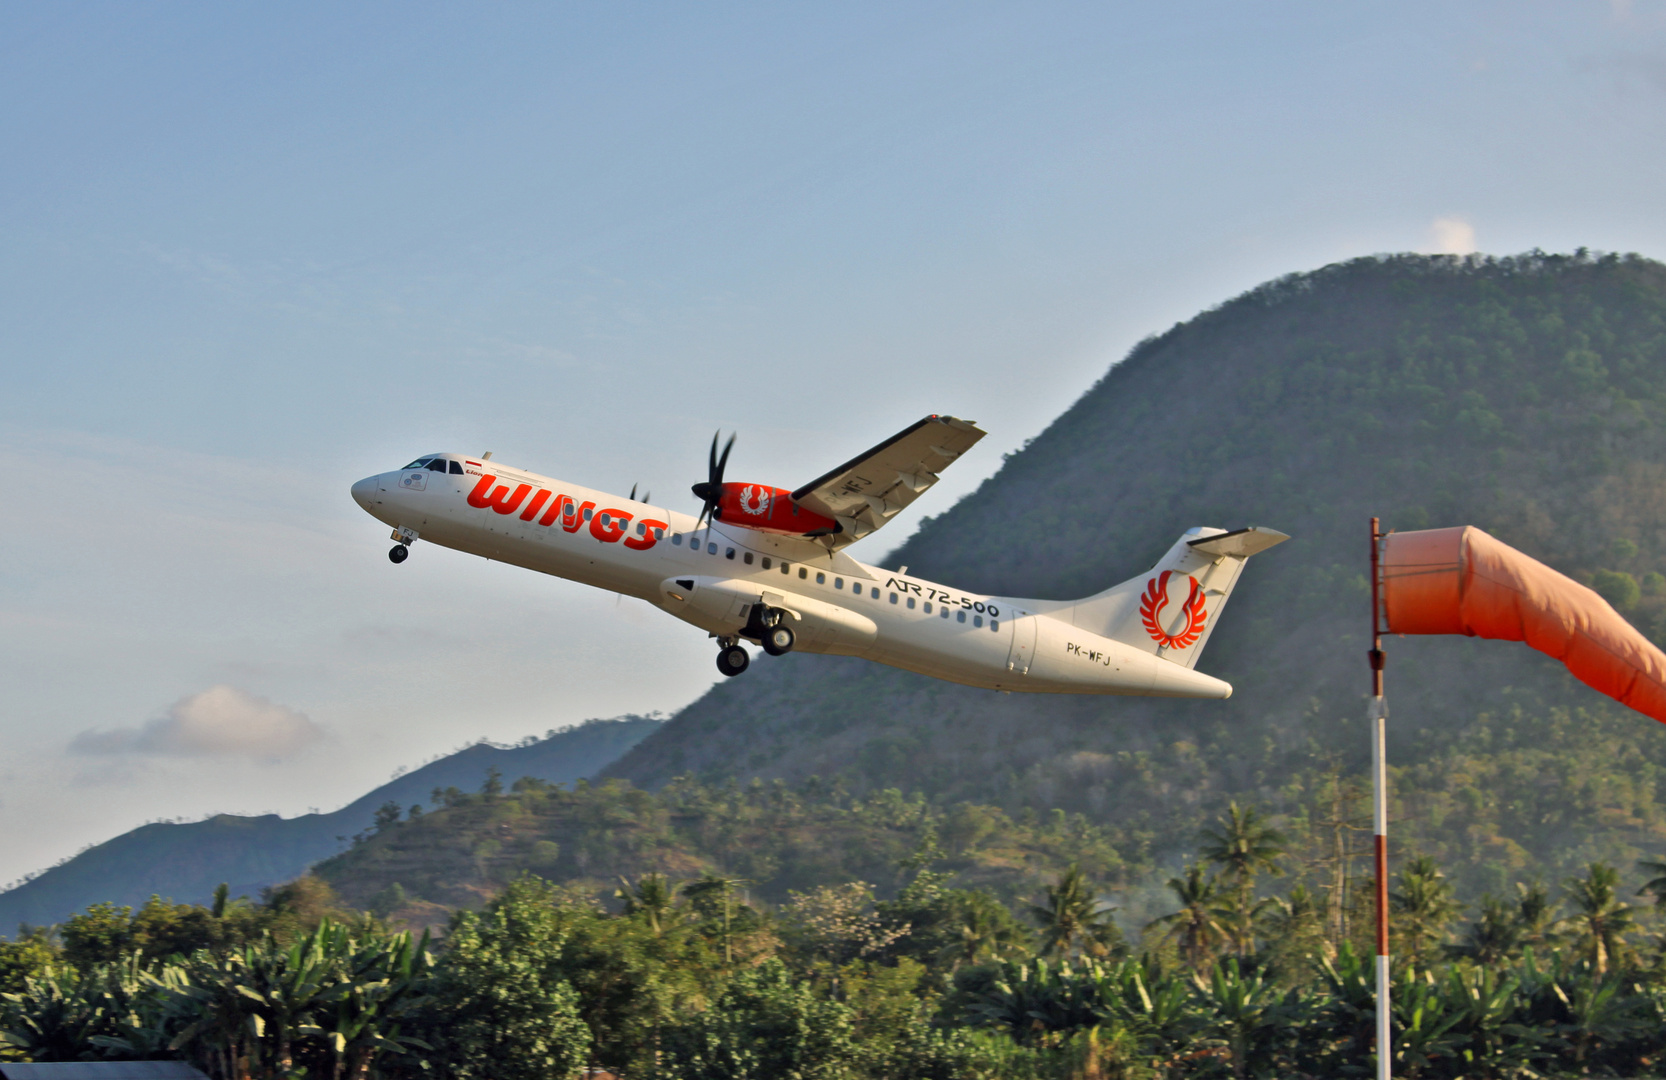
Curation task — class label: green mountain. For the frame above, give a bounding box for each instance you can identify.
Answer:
[0,717,660,935]
[602,251,1666,902]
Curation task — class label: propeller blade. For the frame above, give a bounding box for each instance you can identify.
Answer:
[693,430,735,532]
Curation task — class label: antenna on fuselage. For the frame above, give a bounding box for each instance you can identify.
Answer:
[482,451,493,460]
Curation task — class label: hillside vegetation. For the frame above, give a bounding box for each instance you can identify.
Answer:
[605,251,1666,902]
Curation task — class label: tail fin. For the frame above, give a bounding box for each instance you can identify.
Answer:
[1052,527,1289,669]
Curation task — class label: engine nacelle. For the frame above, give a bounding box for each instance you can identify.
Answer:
[714,483,840,537]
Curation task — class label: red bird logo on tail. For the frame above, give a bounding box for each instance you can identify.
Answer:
[1140,570,1208,649]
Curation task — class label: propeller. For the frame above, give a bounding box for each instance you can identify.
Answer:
[690,430,734,532]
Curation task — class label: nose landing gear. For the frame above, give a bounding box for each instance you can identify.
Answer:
[388,527,418,564]
[716,642,751,677]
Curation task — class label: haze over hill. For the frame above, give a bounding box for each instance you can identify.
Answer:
[0,717,658,934]
[606,251,1666,899]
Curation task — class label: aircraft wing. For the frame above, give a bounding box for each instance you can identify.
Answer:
[791,415,986,549]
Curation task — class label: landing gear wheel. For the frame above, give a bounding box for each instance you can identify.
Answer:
[762,624,795,656]
[716,645,751,677]
[389,544,409,564]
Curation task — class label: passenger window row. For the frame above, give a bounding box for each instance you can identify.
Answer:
[664,532,1003,631]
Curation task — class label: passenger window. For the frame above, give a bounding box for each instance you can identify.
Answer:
[816,572,825,584]
[939,607,949,619]
[744,552,754,565]
[924,602,932,614]
[834,577,843,589]
[653,528,664,539]
[450,461,464,474]
[991,619,999,631]
[799,568,807,579]
[906,597,916,609]
[599,514,609,526]
[871,587,880,598]
[781,563,790,574]
[957,611,966,623]
[974,615,983,628]
[762,558,772,570]
[726,548,736,560]
[426,459,447,472]
[708,543,718,555]
[637,523,646,535]
[888,593,897,604]
[584,508,593,520]
[672,534,683,546]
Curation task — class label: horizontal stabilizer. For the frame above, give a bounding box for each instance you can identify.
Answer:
[1187,526,1290,558]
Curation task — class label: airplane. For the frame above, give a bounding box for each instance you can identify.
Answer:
[350,415,1287,696]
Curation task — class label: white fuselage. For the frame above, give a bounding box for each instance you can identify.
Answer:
[351,457,1232,698]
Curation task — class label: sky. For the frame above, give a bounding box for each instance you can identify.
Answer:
[2,1,1664,890]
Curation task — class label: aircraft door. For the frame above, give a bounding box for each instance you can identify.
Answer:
[1006,614,1036,675]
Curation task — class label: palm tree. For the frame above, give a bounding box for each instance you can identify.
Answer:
[1391,855,1461,970]
[615,873,677,936]
[1514,880,1558,953]
[1199,802,1286,955]
[1027,863,1120,959]
[1149,865,1230,971]
[681,873,750,963]
[939,889,1032,968]
[1450,894,1520,968]
[1560,862,1636,975]
[1636,856,1666,909]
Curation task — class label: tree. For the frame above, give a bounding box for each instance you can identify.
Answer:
[1027,863,1122,960]
[59,903,135,968]
[615,873,678,937]
[1261,883,1328,973]
[1560,862,1636,976]
[1449,894,1519,968]
[427,875,590,1080]
[1200,802,1286,956]
[661,959,857,1080]
[1390,855,1460,970]
[1636,855,1666,909]
[682,874,755,965]
[0,928,60,995]
[1149,865,1229,971]
[938,890,1032,969]
[1514,880,1558,953]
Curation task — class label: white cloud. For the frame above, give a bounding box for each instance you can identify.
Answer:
[1429,217,1477,255]
[71,686,326,762]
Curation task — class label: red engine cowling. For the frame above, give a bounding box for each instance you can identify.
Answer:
[716,483,840,537]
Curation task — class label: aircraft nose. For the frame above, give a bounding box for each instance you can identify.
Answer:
[351,475,379,511]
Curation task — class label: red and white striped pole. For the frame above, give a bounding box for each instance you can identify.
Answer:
[1368,517,1390,1080]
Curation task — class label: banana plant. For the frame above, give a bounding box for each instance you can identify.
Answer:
[1202,959,1302,1080]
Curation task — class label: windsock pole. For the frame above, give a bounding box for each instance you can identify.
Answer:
[1368,517,1390,1080]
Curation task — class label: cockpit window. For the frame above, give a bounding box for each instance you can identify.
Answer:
[449,461,464,475]
[425,459,448,472]
[402,458,432,469]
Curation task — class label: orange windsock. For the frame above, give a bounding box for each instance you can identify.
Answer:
[1380,526,1666,724]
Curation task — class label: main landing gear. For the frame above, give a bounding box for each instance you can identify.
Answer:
[762,624,795,657]
[716,642,750,677]
[716,605,797,677]
[388,544,409,564]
